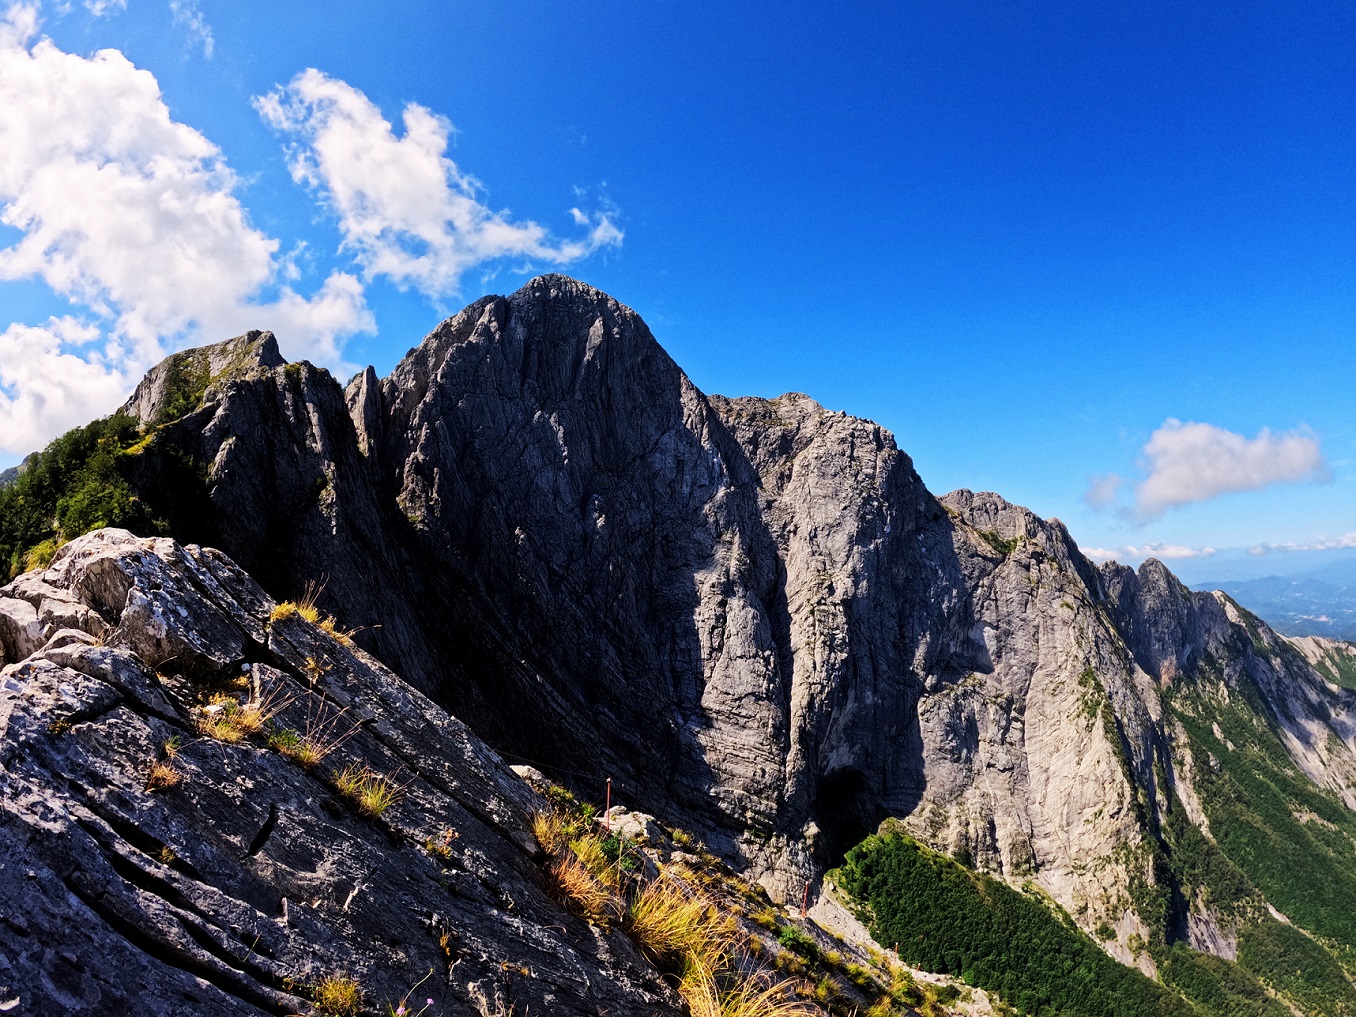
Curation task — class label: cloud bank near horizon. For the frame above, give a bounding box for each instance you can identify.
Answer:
[1079,542,1218,566]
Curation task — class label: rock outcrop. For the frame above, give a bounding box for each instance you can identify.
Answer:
[9,275,1356,1005]
[0,530,682,1016]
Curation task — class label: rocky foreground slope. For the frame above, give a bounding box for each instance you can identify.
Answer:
[0,529,683,1015]
[0,529,995,1016]
[5,276,1356,1014]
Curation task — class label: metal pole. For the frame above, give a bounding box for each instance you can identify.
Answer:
[605,777,612,833]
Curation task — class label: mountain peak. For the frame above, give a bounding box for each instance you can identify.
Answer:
[120,330,286,425]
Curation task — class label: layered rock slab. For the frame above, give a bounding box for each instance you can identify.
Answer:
[0,530,680,1016]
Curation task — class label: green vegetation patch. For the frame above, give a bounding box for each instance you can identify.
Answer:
[0,413,166,577]
[1238,917,1356,1017]
[1156,943,1289,1017]
[978,528,1019,557]
[1169,678,1356,1012]
[152,352,211,425]
[1172,685,1356,952]
[1159,792,1261,925]
[1306,643,1356,692]
[834,829,1201,1017]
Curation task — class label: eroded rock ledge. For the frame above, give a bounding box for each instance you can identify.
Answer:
[0,529,681,1016]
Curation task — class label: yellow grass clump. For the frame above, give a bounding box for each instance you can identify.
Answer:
[680,958,819,1017]
[312,974,363,1016]
[145,759,182,792]
[269,582,355,645]
[626,874,731,969]
[333,762,404,818]
[195,684,290,743]
[545,852,619,926]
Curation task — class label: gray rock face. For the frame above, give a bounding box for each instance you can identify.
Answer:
[54,275,1356,968]
[119,330,286,426]
[0,530,682,1016]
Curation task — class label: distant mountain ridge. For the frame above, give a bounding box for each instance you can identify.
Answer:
[1194,558,1356,641]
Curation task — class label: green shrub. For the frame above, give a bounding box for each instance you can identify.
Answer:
[776,923,820,962]
[0,413,160,576]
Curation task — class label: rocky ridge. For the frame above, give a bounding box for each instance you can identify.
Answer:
[0,530,998,1016]
[5,276,1356,1013]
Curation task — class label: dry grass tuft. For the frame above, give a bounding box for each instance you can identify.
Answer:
[195,681,292,744]
[531,810,572,854]
[195,701,262,741]
[266,695,357,768]
[569,832,614,885]
[530,801,594,855]
[269,599,318,624]
[317,614,356,646]
[333,762,404,818]
[681,959,818,1017]
[627,873,731,969]
[313,974,363,1016]
[267,726,327,767]
[545,852,619,926]
[145,759,182,792]
[270,581,355,645]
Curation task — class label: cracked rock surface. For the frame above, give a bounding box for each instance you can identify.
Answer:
[0,530,681,1016]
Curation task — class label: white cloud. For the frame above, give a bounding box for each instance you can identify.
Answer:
[1136,419,1328,517]
[1249,534,1356,556]
[1085,419,1329,519]
[0,5,372,452]
[1079,542,1217,565]
[169,0,213,58]
[0,317,133,451]
[1079,547,1122,563]
[83,0,124,16]
[1083,473,1123,510]
[255,69,623,299]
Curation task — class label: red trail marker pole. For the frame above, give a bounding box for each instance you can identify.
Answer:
[801,880,810,919]
[605,777,612,833]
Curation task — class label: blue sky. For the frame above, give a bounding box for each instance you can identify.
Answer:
[0,1,1351,583]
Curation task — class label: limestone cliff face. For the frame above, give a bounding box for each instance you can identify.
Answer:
[22,275,1356,970]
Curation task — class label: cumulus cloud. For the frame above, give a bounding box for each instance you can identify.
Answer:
[0,317,133,450]
[1080,543,1217,565]
[255,69,623,299]
[1084,419,1330,520]
[0,5,372,453]
[1136,420,1328,517]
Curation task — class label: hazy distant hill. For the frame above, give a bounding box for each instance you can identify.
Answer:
[1195,558,1356,641]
